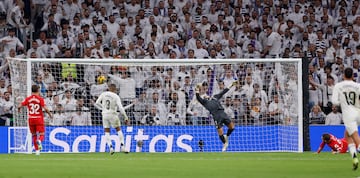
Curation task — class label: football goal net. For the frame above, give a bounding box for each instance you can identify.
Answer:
[8,58,303,153]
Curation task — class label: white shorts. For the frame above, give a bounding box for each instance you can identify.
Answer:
[102,113,121,128]
[343,108,360,135]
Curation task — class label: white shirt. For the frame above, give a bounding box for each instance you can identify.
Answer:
[90,83,108,98]
[107,74,136,100]
[50,112,68,126]
[95,91,126,116]
[187,38,197,50]
[325,112,342,125]
[56,36,74,50]
[33,0,47,5]
[105,22,120,37]
[70,111,92,126]
[26,48,41,58]
[268,101,285,122]
[187,97,209,117]
[38,43,60,58]
[0,36,24,54]
[59,97,77,111]
[124,3,141,18]
[266,32,282,55]
[62,2,80,21]
[332,80,360,112]
[194,48,209,58]
[166,112,183,125]
[7,5,24,27]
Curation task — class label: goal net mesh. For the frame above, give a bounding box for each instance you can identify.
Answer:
[8,58,302,153]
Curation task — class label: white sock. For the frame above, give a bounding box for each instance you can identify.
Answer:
[349,143,357,158]
[118,130,124,147]
[105,132,112,149]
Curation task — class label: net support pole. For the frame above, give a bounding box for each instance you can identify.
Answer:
[297,59,303,152]
[302,55,311,151]
[25,60,32,154]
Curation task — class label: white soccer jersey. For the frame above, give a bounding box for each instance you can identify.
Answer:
[332,80,360,111]
[332,80,360,134]
[95,91,126,116]
[267,32,282,56]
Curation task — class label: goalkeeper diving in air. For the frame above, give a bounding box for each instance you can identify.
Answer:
[195,81,237,152]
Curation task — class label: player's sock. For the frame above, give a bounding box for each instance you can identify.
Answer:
[219,135,226,144]
[348,143,359,170]
[36,140,42,150]
[104,132,112,149]
[349,143,357,158]
[118,131,129,153]
[32,135,38,150]
[118,130,125,146]
[226,128,234,136]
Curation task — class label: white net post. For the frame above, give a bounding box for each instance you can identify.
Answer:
[8,58,303,153]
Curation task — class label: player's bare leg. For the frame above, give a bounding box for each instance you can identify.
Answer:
[217,127,228,152]
[223,121,235,150]
[116,127,128,153]
[104,128,114,155]
[349,131,360,152]
[226,122,235,138]
[345,130,359,170]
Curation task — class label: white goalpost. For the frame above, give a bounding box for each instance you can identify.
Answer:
[8,57,303,153]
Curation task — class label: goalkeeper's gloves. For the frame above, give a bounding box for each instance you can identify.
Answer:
[195,84,201,94]
[231,81,238,87]
[195,86,200,94]
[227,81,238,88]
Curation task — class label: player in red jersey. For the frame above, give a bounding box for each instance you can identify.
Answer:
[17,85,52,155]
[317,133,348,154]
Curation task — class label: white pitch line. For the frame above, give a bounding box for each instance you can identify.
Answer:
[2,157,350,161]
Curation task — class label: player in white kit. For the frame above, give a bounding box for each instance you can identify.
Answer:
[95,83,129,154]
[332,68,360,170]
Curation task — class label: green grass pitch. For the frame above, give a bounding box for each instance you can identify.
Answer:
[0,152,359,178]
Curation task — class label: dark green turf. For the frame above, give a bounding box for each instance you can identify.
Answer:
[0,152,359,178]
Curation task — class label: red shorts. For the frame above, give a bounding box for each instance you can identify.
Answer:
[28,118,45,134]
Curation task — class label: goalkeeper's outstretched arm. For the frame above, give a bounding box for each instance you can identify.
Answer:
[195,85,206,105]
[213,81,238,100]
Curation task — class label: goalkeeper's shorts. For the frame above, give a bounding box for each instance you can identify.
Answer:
[214,117,231,129]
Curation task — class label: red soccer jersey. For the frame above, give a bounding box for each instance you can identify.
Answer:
[317,134,348,153]
[21,94,46,120]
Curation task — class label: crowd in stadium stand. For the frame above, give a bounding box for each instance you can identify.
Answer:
[0,0,356,126]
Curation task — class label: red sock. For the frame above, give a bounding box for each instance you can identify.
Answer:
[39,135,44,142]
[32,135,38,150]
